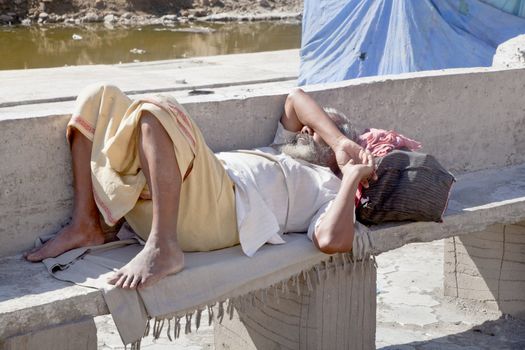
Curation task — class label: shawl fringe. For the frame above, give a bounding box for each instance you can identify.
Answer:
[133,252,373,344]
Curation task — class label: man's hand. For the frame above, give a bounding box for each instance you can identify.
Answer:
[334,136,377,186]
[341,158,376,188]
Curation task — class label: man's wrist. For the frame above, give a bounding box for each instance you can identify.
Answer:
[341,165,362,179]
[331,134,346,148]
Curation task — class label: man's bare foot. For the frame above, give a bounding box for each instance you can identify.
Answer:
[107,237,184,289]
[25,221,105,262]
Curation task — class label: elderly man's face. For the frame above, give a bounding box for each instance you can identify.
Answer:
[281,132,335,168]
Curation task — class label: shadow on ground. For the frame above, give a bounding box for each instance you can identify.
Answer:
[379,316,525,350]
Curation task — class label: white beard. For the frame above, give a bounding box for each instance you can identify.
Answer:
[279,134,334,168]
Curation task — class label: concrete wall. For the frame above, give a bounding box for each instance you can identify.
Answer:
[0,318,97,350]
[444,222,525,318]
[2,66,525,257]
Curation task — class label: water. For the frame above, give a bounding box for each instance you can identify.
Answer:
[0,21,301,70]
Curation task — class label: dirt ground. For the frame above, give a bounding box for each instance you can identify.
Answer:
[0,0,303,23]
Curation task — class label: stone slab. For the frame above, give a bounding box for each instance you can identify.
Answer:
[0,254,107,340]
[444,225,525,317]
[369,164,525,254]
[1,317,97,350]
[493,34,525,69]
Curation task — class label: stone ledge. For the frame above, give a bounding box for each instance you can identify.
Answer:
[0,254,107,339]
[2,163,524,340]
[370,164,525,253]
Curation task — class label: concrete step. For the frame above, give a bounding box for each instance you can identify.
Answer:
[0,49,300,113]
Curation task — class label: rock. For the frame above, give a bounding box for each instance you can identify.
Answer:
[72,34,83,40]
[162,14,177,22]
[104,14,117,23]
[192,9,208,17]
[83,12,101,22]
[38,12,49,20]
[149,18,163,25]
[46,14,58,23]
[121,12,133,19]
[259,0,271,8]
[21,18,31,26]
[95,0,105,9]
[0,14,13,23]
[64,18,75,25]
[493,34,525,69]
[135,16,148,24]
[211,0,225,7]
[179,9,189,17]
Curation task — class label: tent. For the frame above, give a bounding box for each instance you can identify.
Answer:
[299,0,525,85]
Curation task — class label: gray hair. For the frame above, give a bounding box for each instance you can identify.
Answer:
[323,107,358,142]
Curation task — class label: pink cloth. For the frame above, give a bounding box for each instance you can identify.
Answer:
[355,128,422,208]
[358,128,422,157]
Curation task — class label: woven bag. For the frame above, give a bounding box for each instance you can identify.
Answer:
[356,150,455,225]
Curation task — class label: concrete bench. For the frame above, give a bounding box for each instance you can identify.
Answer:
[2,55,525,349]
[2,164,525,349]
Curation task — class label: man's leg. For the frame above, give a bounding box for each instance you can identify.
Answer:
[107,111,185,289]
[25,128,105,261]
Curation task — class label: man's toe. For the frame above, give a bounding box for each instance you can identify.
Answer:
[115,274,128,288]
[129,275,141,289]
[23,247,39,258]
[122,275,135,289]
[25,250,43,262]
[107,271,122,285]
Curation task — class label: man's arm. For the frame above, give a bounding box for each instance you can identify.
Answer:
[282,88,374,171]
[282,88,344,145]
[313,162,374,254]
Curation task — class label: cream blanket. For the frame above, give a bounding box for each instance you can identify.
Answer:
[40,225,374,346]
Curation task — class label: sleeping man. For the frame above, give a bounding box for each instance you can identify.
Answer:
[24,84,375,289]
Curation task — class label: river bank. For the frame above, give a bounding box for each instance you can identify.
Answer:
[0,0,302,26]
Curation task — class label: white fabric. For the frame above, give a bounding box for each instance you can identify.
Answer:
[216,122,352,257]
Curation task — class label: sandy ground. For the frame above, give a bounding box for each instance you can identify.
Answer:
[95,239,525,349]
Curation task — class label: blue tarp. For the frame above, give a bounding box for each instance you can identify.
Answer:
[299,0,525,85]
[480,0,525,17]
